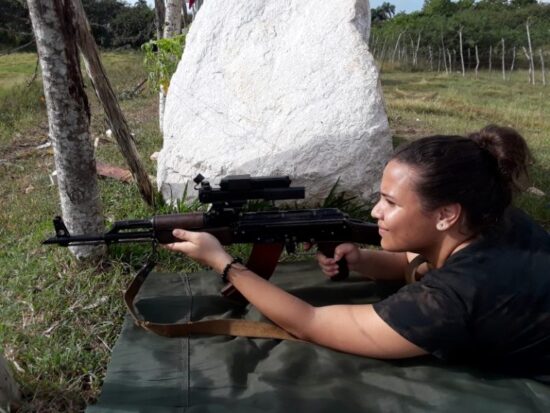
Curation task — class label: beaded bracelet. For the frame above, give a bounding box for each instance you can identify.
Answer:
[221,257,243,283]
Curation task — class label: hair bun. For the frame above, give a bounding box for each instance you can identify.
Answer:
[468,125,532,191]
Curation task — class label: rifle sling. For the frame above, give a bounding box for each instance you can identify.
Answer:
[124,258,300,342]
[405,254,428,284]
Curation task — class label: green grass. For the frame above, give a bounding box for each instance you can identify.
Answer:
[0,53,38,91]
[0,51,183,412]
[0,52,549,412]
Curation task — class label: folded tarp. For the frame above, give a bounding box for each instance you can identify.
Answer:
[87,261,550,413]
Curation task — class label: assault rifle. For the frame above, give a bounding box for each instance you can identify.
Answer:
[43,174,381,303]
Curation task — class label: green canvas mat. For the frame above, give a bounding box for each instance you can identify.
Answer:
[87,261,550,412]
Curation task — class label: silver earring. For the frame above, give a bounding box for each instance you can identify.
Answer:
[437,223,446,230]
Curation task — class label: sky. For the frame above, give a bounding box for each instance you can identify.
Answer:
[139,1,549,14]
[369,0,423,14]
[139,1,424,13]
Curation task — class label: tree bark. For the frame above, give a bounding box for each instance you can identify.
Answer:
[72,0,156,207]
[475,45,480,79]
[159,0,183,133]
[526,19,535,85]
[540,49,546,86]
[391,31,403,63]
[182,2,191,28]
[522,46,534,84]
[27,0,105,260]
[501,38,506,81]
[414,32,421,67]
[458,27,465,77]
[489,45,492,72]
[155,0,166,40]
[441,32,448,74]
[510,46,516,73]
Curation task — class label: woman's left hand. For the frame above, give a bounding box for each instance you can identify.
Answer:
[163,229,232,273]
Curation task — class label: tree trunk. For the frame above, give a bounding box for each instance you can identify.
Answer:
[72,0,156,207]
[441,32,448,74]
[156,0,166,132]
[391,31,403,63]
[378,37,388,70]
[155,0,166,40]
[164,0,183,37]
[428,46,433,71]
[459,27,465,77]
[475,45,480,79]
[510,46,516,73]
[522,46,533,84]
[27,0,105,260]
[182,2,192,28]
[540,49,546,86]
[370,32,376,54]
[159,0,183,133]
[378,36,388,63]
[526,19,535,85]
[501,38,506,81]
[414,32,421,67]
[489,45,492,72]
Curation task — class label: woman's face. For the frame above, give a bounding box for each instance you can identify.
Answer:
[371,160,440,254]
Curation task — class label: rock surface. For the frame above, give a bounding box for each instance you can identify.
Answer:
[159,0,392,204]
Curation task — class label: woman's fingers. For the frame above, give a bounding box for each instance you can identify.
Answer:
[172,228,200,242]
[315,251,339,277]
[165,229,232,272]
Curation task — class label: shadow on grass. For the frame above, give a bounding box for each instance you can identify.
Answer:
[19,386,95,413]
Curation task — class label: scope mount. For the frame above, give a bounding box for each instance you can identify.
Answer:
[194,174,305,213]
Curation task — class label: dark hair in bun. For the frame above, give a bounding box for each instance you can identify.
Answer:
[391,125,532,233]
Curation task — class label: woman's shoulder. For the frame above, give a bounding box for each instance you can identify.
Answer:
[483,207,550,250]
[422,208,550,304]
[440,208,549,269]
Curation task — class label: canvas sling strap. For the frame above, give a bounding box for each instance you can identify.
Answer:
[405,254,429,284]
[123,244,300,342]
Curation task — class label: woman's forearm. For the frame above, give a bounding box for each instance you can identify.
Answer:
[226,264,315,339]
[354,249,408,281]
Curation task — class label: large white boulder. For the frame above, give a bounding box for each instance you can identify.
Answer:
[159,0,392,205]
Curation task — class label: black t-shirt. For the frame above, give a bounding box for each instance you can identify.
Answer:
[373,208,550,377]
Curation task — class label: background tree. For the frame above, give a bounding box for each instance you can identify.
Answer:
[371,2,396,22]
[27,0,105,260]
[371,1,550,72]
[422,0,458,16]
[110,0,155,48]
[1,0,156,50]
[158,0,183,132]
[154,0,166,40]
[0,0,32,49]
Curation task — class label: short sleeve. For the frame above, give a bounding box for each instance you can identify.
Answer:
[373,278,473,360]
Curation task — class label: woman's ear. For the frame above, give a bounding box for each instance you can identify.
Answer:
[435,203,462,231]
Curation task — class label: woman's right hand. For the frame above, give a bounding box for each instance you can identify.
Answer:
[316,243,361,278]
